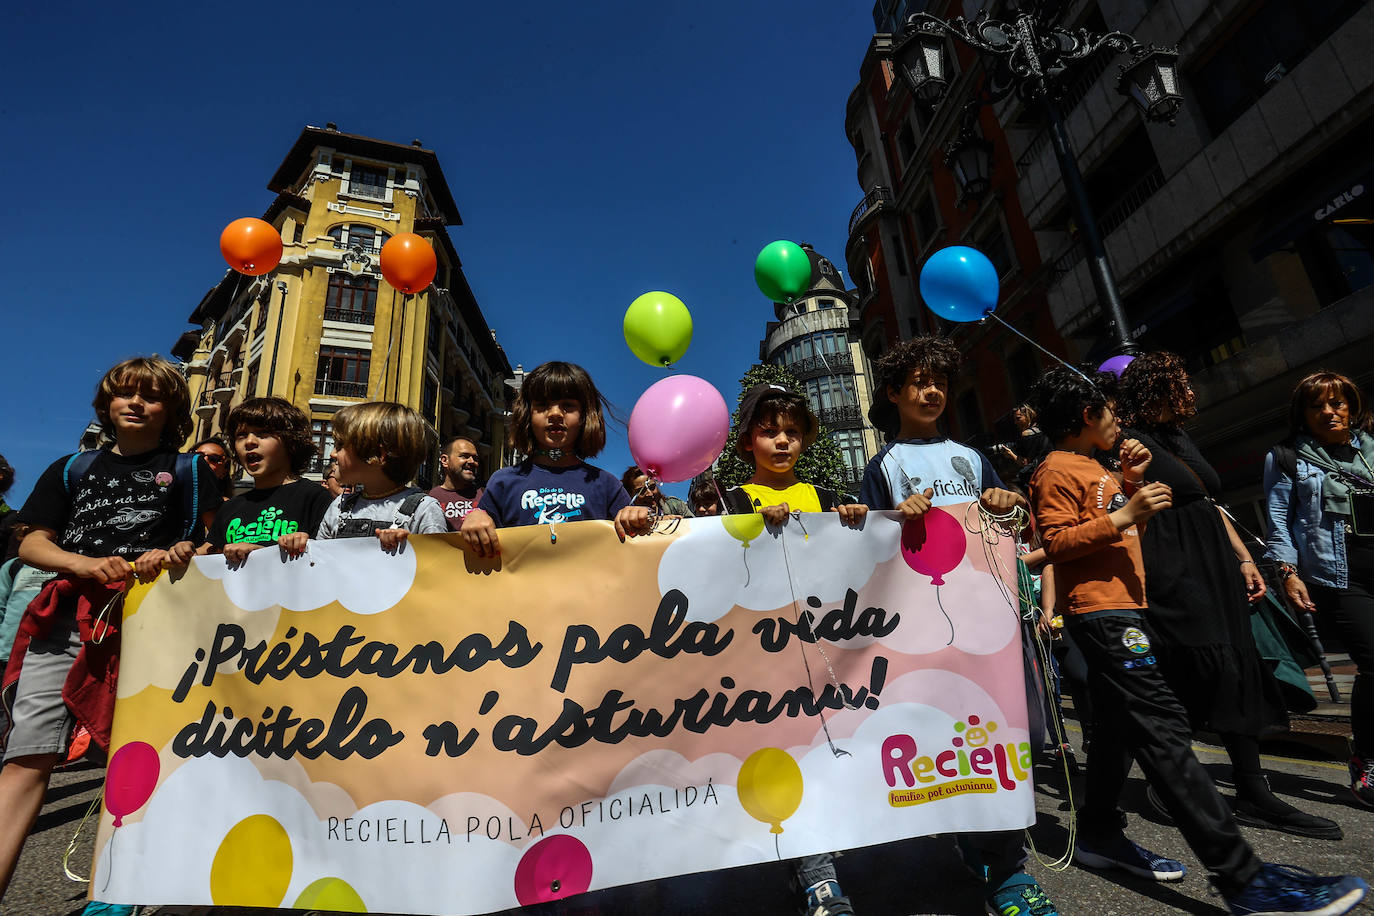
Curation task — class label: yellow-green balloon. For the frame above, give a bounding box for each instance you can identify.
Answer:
[721,513,765,548]
[295,875,368,912]
[624,291,693,368]
[754,240,812,303]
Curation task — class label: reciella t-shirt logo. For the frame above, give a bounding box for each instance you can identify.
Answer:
[881,714,1032,807]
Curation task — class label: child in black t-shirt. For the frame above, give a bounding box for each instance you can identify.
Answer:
[204,397,334,567]
[0,356,218,899]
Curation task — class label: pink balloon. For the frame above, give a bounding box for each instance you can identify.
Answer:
[900,508,967,585]
[628,375,730,483]
[105,741,160,827]
[513,834,593,905]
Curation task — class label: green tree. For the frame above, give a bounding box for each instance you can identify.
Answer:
[713,363,852,494]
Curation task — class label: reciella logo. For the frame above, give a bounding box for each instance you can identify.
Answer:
[881,714,1032,807]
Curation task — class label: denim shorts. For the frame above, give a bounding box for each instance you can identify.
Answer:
[3,620,81,762]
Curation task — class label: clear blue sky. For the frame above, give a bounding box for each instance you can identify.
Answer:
[1,2,879,507]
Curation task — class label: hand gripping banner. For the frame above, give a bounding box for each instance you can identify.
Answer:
[91,507,1034,913]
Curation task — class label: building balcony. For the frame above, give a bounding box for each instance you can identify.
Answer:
[818,403,864,429]
[322,307,376,325]
[346,181,389,201]
[195,395,218,420]
[785,351,854,381]
[211,385,236,403]
[315,378,368,398]
[847,186,893,239]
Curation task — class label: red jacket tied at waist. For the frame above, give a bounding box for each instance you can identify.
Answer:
[2,576,126,754]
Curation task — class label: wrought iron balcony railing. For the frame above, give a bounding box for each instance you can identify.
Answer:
[848,186,893,237]
[322,307,375,325]
[315,378,368,398]
[818,403,864,429]
[346,181,389,200]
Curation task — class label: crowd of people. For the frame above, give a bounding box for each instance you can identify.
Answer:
[0,339,1370,915]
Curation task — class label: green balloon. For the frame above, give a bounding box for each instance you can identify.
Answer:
[754,240,812,303]
[623,291,693,368]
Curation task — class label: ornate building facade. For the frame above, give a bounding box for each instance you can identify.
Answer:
[170,124,513,481]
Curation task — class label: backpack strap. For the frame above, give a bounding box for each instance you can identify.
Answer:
[62,450,102,493]
[1271,443,1297,481]
[174,452,203,541]
[398,492,426,524]
[816,487,838,512]
[721,487,755,515]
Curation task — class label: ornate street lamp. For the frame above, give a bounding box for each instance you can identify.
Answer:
[894,4,1183,353]
[946,128,994,205]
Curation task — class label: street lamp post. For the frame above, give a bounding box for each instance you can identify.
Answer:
[892,3,1182,355]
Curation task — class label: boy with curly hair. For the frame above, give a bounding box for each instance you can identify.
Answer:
[859,336,1057,916]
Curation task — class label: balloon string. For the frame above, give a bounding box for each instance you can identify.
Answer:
[63,790,103,883]
[934,585,955,646]
[777,524,853,759]
[775,831,782,861]
[980,313,1091,382]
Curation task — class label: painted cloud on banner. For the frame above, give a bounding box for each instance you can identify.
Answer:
[195,536,417,615]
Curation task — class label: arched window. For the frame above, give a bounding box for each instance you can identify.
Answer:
[327,223,391,253]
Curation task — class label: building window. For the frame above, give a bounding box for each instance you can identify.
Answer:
[423,376,438,422]
[818,298,837,309]
[833,429,867,478]
[804,375,857,411]
[1295,223,1374,307]
[1190,0,1363,136]
[316,347,370,398]
[347,163,389,200]
[245,361,260,399]
[975,218,1017,279]
[310,419,334,473]
[327,223,390,253]
[913,194,939,250]
[897,122,917,168]
[891,235,908,276]
[324,273,378,324]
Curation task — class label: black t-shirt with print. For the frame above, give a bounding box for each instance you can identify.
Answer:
[209,480,334,549]
[19,448,220,558]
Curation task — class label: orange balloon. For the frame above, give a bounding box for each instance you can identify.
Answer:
[219,217,283,276]
[379,233,438,294]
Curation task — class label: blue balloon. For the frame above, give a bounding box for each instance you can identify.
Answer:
[918,246,1000,322]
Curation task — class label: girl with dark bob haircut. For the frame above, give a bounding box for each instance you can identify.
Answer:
[508,361,610,458]
[224,397,319,476]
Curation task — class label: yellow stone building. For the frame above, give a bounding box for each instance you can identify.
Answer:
[170,124,513,481]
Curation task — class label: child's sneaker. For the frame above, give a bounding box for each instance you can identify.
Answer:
[1074,834,1186,881]
[1349,753,1374,808]
[1221,863,1368,915]
[986,873,1060,916]
[804,879,855,916]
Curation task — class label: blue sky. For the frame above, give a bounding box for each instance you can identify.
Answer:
[1,2,878,507]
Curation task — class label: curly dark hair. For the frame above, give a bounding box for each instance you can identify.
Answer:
[1031,367,1113,442]
[872,335,962,399]
[0,453,13,497]
[1118,351,1195,428]
[224,397,318,476]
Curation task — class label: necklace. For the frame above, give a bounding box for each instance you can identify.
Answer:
[535,448,568,462]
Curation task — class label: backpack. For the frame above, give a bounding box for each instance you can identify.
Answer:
[62,449,204,542]
[1270,442,1298,481]
[333,490,428,538]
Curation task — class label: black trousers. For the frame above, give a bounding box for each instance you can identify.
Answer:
[1311,541,1374,758]
[1070,614,1261,894]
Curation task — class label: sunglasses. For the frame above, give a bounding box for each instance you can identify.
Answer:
[196,452,228,466]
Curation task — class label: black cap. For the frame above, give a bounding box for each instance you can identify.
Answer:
[734,383,819,457]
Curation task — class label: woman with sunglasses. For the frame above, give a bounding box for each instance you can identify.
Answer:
[191,436,234,501]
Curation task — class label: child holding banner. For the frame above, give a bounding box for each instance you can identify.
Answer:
[858,337,1058,916]
[203,396,333,564]
[1028,366,1367,916]
[720,381,867,916]
[0,357,219,903]
[461,361,652,554]
[318,401,447,547]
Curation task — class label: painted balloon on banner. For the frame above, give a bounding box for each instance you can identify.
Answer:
[628,375,730,483]
[379,232,438,294]
[219,217,283,276]
[513,834,593,905]
[919,245,999,322]
[900,508,966,586]
[105,740,160,827]
[721,512,766,548]
[623,291,694,368]
[754,240,812,303]
[294,876,367,912]
[737,747,804,834]
[210,814,294,906]
[1098,354,1135,377]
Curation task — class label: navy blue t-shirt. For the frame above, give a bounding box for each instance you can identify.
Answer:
[478,461,631,528]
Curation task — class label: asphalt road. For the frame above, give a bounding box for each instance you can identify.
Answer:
[4,727,1372,915]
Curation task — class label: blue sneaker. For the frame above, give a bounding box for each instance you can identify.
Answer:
[986,873,1060,916]
[1222,864,1368,915]
[80,904,136,916]
[804,879,855,916]
[1074,834,1186,881]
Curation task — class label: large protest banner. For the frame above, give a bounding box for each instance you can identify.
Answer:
[91,507,1033,913]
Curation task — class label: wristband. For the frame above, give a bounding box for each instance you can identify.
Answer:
[1277,563,1296,581]
[1238,559,1255,566]
[1122,475,1143,486]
